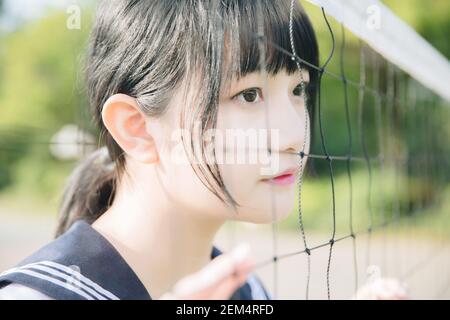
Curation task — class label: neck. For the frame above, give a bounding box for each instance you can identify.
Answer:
[92,168,225,299]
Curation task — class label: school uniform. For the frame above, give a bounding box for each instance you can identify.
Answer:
[0,220,271,300]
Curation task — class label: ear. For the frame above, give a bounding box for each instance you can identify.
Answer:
[101,94,158,164]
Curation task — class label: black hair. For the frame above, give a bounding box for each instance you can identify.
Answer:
[56,0,319,237]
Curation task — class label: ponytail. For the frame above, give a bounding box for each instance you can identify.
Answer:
[55,147,116,237]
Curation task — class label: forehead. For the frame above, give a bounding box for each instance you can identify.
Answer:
[236,68,311,82]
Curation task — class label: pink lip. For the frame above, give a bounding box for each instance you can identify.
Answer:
[262,167,298,186]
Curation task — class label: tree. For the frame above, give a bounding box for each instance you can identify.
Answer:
[0,11,92,194]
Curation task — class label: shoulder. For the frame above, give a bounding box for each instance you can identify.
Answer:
[0,220,148,300]
[0,283,53,300]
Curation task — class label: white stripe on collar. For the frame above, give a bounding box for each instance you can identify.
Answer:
[1,261,119,300]
[1,268,94,300]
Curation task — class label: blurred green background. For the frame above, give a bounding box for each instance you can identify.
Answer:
[0,0,448,239]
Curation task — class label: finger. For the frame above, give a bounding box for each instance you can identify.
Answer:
[204,243,253,283]
[354,278,409,300]
[206,259,255,299]
[375,279,409,300]
[200,263,253,300]
[172,243,254,299]
[159,292,177,300]
[176,243,252,292]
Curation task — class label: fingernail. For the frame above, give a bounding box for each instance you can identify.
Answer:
[231,243,251,263]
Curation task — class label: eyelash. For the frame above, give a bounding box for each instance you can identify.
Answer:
[233,83,307,104]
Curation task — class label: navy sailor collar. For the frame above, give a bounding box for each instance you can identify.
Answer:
[0,220,266,300]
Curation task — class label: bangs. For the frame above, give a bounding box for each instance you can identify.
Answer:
[221,0,319,81]
[178,0,319,208]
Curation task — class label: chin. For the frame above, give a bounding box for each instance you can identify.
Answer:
[236,203,294,224]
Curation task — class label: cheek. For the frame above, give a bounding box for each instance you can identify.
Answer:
[215,102,297,223]
[219,161,297,224]
[172,162,223,213]
[215,100,266,195]
[220,162,260,203]
[162,153,238,220]
[154,123,230,218]
[234,182,297,224]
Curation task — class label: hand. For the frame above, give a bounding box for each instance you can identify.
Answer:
[160,244,254,300]
[353,278,409,300]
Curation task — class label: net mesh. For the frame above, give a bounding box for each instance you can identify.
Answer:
[0,0,449,300]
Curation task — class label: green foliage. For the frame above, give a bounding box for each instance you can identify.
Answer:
[279,167,450,239]
[0,11,91,195]
[0,13,90,128]
[382,0,450,58]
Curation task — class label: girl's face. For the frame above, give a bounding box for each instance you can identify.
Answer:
[152,68,310,224]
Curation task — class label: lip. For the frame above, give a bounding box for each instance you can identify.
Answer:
[262,167,298,186]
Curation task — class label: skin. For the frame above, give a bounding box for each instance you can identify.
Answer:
[91,67,408,300]
[92,68,310,299]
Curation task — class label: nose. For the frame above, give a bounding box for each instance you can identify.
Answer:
[271,95,308,156]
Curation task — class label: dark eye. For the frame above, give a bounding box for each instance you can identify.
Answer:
[293,84,306,97]
[236,88,263,103]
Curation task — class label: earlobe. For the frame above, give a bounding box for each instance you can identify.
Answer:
[101,94,159,164]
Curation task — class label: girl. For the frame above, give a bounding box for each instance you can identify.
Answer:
[0,0,405,300]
